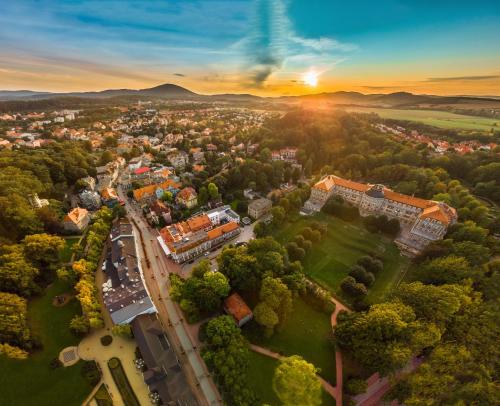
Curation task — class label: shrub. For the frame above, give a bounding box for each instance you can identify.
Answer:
[346,378,368,395]
[301,279,335,314]
[357,256,384,274]
[49,358,63,369]
[349,265,375,287]
[302,239,313,251]
[341,276,368,297]
[100,335,113,346]
[301,227,314,240]
[287,242,306,261]
[81,360,101,386]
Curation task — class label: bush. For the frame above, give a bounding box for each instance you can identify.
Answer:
[301,279,335,313]
[287,242,306,261]
[198,320,209,343]
[100,335,113,346]
[346,378,368,395]
[348,265,375,287]
[49,358,63,369]
[340,276,368,297]
[81,360,101,386]
[357,256,384,274]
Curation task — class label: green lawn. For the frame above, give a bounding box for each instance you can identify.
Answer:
[0,280,92,406]
[273,213,408,304]
[246,351,335,406]
[59,237,80,263]
[344,106,499,131]
[243,297,336,384]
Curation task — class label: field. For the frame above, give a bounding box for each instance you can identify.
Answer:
[59,237,80,263]
[0,280,91,406]
[344,106,498,131]
[243,296,336,383]
[273,213,408,304]
[246,351,335,406]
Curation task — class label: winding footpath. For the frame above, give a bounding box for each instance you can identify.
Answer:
[248,294,350,406]
[330,296,350,406]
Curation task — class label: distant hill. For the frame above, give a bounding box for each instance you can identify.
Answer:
[1,83,500,111]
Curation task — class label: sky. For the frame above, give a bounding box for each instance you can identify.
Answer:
[1,0,500,96]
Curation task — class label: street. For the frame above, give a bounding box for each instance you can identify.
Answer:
[117,185,222,406]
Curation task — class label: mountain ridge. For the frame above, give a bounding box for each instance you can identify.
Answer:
[1,83,500,108]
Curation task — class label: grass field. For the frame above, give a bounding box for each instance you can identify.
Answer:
[0,280,91,406]
[246,351,336,406]
[344,106,498,131]
[273,213,408,304]
[243,296,336,383]
[59,237,80,263]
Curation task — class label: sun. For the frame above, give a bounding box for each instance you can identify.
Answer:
[303,70,319,87]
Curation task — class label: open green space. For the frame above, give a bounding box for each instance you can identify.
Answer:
[0,280,91,406]
[108,357,140,406]
[344,106,498,131]
[243,296,336,383]
[273,213,408,304]
[59,237,80,263]
[246,351,335,406]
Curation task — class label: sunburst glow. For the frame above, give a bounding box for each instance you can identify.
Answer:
[303,70,319,87]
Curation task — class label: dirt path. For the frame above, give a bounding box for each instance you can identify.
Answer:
[330,296,351,406]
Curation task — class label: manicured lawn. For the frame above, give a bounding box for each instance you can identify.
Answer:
[273,213,408,304]
[0,280,91,406]
[59,237,80,263]
[243,297,336,384]
[246,351,281,405]
[108,357,140,406]
[246,351,335,406]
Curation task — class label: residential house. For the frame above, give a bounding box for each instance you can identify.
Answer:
[248,198,272,220]
[176,187,198,209]
[63,207,90,233]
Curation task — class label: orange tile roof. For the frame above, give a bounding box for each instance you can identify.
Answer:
[313,175,336,192]
[207,221,239,240]
[177,187,197,201]
[333,177,370,192]
[186,214,212,232]
[133,184,156,201]
[64,207,88,224]
[419,204,457,225]
[224,293,252,323]
[101,187,118,200]
[383,190,433,209]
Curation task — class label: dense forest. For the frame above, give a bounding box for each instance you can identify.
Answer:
[0,141,96,242]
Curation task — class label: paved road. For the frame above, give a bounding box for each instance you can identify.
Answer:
[117,186,222,406]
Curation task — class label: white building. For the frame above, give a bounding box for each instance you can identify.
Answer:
[304,175,457,256]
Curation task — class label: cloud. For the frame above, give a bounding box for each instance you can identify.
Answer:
[173,73,186,77]
[425,75,500,82]
[239,0,355,87]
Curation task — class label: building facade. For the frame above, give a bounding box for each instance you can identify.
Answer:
[248,198,272,220]
[304,175,457,255]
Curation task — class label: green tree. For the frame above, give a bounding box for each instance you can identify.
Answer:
[0,245,39,296]
[418,255,470,285]
[207,182,219,200]
[254,277,292,335]
[273,355,322,406]
[218,246,259,291]
[22,233,65,269]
